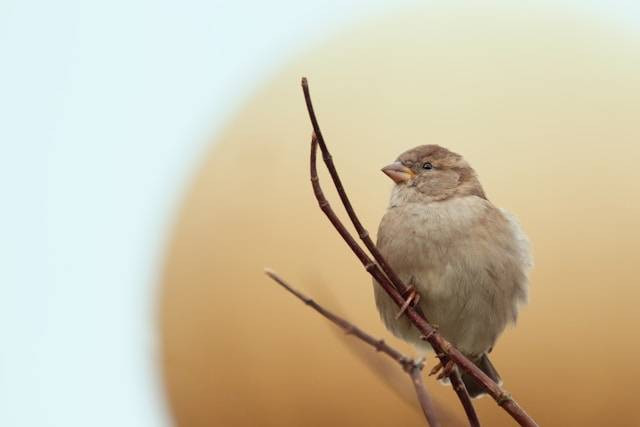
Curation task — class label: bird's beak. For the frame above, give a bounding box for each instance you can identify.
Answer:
[381,162,415,184]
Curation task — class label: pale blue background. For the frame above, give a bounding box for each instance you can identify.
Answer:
[0,1,637,426]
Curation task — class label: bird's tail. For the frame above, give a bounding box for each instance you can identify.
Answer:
[460,353,501,398]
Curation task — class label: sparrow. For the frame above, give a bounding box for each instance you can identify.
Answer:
[373,144,532,397]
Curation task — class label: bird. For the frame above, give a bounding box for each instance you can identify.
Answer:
[373,144,532,398]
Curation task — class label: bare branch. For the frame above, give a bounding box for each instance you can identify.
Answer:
[264,269,440,427]
[449,365,481,427]
[301,77,413,298]
[409,364,441,427]
[301,77,538,427]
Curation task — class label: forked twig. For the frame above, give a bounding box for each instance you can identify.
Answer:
[264,269,440,427]
[301,77,537,427]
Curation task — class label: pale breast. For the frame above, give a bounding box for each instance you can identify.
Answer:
[373,196,531,356]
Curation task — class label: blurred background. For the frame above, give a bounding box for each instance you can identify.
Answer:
[2,1,640,426]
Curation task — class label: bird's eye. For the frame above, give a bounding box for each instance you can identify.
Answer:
[422,162,433,170]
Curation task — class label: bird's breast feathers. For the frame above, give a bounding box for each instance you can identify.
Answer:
[378,195,504,262]
[374,195,531,355]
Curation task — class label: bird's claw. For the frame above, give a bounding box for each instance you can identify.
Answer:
[429,362,442,376]
[395,285,421,319]
[429,360,455,380]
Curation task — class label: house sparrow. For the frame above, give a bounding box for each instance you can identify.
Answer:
[373,144,532,397]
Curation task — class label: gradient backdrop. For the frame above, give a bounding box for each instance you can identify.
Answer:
[161,3,640,426]
[4,2,640,427]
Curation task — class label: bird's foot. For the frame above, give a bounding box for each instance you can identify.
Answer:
[395,285,421,319]
[428,362,442,376]
[429,360,455,381]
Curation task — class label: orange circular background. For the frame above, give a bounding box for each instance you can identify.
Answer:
[160,4,640,426]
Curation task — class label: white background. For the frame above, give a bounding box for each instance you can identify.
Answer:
[0,1,638,426]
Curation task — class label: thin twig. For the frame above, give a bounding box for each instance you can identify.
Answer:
[449,364,481,427]
[302,77,537,427]
[301,79,411,297]
[264,269,440,427]
[409,364,441,427]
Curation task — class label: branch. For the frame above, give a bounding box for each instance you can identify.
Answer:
[301,78,412,297]
[264,269,440,427]
[450,366,481,426]
[301,77,537,427]
[409,366,441,427]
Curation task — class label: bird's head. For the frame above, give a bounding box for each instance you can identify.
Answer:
[382,144,486,203]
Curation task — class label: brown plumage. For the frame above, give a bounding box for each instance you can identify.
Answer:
[374,145,532,397]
